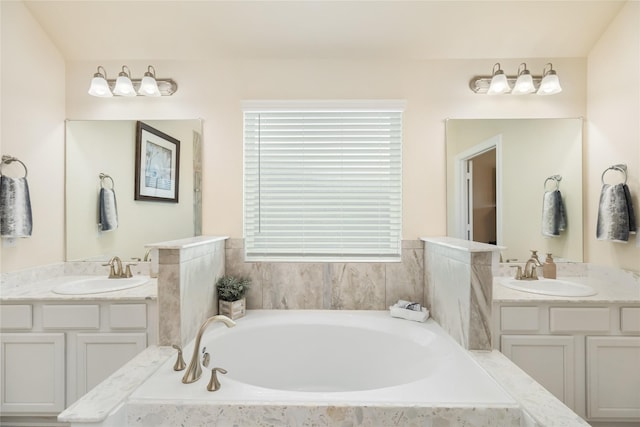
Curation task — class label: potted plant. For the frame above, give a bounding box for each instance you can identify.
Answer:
[216,275,251,319]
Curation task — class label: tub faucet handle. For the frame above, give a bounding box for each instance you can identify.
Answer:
[207,367,227,392]
[172,344,186,371]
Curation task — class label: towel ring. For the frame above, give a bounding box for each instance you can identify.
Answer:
[0,155,28,178]
[99,173,115,189]
[601,164,627,185]
[544,175,562,191]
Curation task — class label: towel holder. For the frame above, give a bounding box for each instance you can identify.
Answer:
[601,164,627,185]
[1,155,28,178]
[99,173,115,189]
[544,174,562,191]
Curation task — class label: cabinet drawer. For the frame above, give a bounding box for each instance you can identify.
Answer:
[621,307,640,333]
[43,305,99,329]
[550,307,610,332]
[0,305,32,330]
[501,307,540,331]
[109,304,147,329]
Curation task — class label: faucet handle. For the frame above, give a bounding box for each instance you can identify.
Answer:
[207,367,227,392]
[509,265,523,280]
[171,345,186,371]
[123,263,136,278]
[101,263,118,278]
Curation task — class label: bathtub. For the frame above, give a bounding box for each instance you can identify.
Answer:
[127,310,523,426]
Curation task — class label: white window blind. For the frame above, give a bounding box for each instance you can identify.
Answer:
[243,103,402,262]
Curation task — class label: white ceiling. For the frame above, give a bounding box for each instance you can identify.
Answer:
[24,0,626,61]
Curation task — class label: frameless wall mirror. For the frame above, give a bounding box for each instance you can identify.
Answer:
[65,119,203,261]
[446,118,583,262]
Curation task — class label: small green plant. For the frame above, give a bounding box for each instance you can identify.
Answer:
[216,275,252,302]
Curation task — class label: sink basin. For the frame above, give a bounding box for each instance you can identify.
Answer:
[52,276,149,295]
[499,278,597,297]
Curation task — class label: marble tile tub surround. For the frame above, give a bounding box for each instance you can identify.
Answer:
[55,344,591,427]
[224,239,424,310]
[422,237,500,351]
[148,236,227,347]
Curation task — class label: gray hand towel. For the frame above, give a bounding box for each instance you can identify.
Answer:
[0,175,33,237]
[596,183,637,242]
[99,187,118,232]
[541,189,566,237]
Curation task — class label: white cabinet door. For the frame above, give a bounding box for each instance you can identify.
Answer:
[0,333,65,413]
[586,336,640,420]
[502,334,576,408]
[73,333,146,400]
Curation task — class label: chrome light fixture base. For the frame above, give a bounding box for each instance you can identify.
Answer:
[88,65,178,97]
[470,62,561,95]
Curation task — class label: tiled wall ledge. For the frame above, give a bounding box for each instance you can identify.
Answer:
[422,236,501,350]
[225,239,424,310]
[147,236,228,347]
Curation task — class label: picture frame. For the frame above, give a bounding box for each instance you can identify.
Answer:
[134,121,180,203]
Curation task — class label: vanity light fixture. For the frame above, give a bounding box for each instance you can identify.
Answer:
[113,66,136,97]
[469,62,562,95]
[87,65,178,97]
[537,63,562,95]
[512,63,536,95]
[486,63,511,95]
[88,66,113,97]
[138,66,161,97]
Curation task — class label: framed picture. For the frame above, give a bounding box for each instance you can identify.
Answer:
[134,121,180,202]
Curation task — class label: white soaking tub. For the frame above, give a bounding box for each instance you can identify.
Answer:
[125,310,524,426]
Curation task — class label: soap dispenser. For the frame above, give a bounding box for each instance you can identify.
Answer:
[543,253,556,279]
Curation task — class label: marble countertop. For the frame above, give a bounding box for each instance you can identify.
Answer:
[58,346,589,426]
[493,274,640,303]
[0,275,157,302]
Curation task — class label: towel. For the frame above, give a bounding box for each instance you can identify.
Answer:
[597,183,637,242]
[541,189,566,237]
[99,187,118,232]
[0,175,33,237]
[390,301,430,322]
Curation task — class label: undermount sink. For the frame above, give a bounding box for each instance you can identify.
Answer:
[52,276,149,295]
[499,278,597,297]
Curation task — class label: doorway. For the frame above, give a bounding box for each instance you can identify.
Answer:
[453,135,502,245]
[468,149,497,244]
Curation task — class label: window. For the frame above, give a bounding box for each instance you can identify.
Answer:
[243,101,403,262]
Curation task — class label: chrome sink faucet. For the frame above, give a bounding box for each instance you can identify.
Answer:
[520,250,543,280]
[182,315,236,384]
[103,256,123,278]
[103,256,135,278]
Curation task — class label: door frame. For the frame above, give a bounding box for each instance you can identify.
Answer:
[453,134,502,245]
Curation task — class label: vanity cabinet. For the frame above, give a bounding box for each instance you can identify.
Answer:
[0,300,157,418]
[494,303,640,426]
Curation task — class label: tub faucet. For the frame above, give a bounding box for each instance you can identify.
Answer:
[182,315,236,384]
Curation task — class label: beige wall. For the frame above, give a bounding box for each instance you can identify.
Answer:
[1,1,66,272]
[586,0,640,272]
[5,1,637,273]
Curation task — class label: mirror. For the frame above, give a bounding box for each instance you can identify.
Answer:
[446,118,583,262]
[65,119,203,261]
